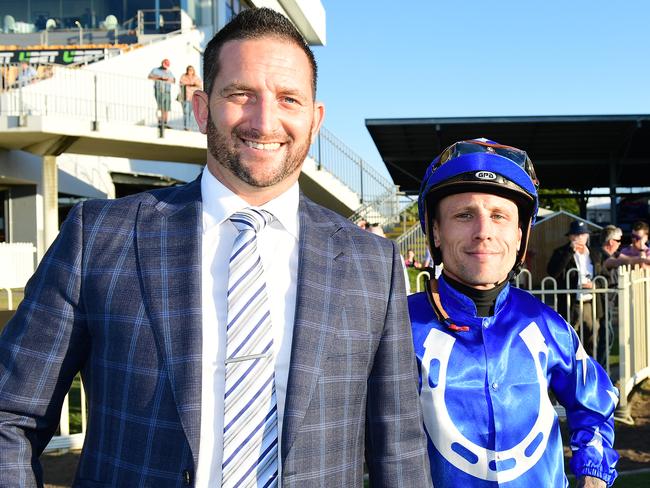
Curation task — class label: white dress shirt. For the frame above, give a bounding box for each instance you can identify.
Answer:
[574,250,594,302]
[196,166,299,487]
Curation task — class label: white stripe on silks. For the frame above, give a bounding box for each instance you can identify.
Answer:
[222,208,278,488]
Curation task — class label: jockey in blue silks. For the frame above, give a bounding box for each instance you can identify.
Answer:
[411,138,619,487]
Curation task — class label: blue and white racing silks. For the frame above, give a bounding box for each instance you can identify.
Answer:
[409,276,619,487]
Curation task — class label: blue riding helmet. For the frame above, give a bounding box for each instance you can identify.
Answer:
[418,138,540,271]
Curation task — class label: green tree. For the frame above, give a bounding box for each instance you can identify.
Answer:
[538,188,580,215]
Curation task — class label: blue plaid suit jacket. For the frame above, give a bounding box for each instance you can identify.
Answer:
[0,178,431,487]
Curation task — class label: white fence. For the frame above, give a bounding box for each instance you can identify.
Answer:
[616,265,650,421]
[0,242,36,309]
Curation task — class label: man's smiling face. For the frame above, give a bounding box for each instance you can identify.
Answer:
[433,192,522,289]
[195,36,324,204]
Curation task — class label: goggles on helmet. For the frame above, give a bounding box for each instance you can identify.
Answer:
[418,138,539,232]
[433,139,539,189]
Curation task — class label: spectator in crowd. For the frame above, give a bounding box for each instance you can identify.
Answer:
[148,58,175,128]
[404,248,422,268]
[16,62,37,87]
[601,223,650,271]
[547,220,603,356]
[591,224,622,366]
[179,65,202,130]
[619,220,649,262]
[411,138,618,487]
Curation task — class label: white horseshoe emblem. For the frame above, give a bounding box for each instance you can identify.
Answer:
[420,322,555,482]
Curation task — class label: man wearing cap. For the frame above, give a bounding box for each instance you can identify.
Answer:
[148,58,175,128]
[411,139,618,487]
[547,220,604,357]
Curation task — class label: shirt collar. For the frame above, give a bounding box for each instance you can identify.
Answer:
[201,165,299,240]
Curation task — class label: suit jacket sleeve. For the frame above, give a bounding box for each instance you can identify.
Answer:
[547,244,575,282]
[0,204,88,487]
[364,240,432,486]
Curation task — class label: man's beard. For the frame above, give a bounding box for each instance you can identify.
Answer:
[206,116,312,188]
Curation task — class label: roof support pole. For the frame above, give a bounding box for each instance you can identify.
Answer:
[42,155,58,251]
[609,158,618,225]
[578,191,588,218]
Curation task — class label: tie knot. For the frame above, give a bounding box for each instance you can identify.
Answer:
[229,208,273,233]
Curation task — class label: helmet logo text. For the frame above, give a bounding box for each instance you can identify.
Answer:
[475,171,497,180]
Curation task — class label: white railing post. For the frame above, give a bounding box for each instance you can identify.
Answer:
[59,394,70,437]
[415,271,430,293]
[615,266,633,422]
[644,268,650,373]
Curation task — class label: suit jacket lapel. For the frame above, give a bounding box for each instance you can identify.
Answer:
[136,178,203,468]
[281,195,347,461]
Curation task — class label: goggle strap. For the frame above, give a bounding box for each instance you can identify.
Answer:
[427,278,470,333]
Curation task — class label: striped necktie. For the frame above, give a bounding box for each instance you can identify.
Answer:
[222,208,278,488]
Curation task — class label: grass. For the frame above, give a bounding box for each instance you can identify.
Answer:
[407,267,428,293]
[61,375,83,435]
[0,288,24,310]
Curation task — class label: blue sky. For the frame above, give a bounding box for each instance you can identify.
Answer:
[313,0,650,180]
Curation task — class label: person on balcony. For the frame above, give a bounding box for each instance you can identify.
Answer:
[148,58,175,128]
[179,65,202,130]
[15,62,37,87]
[410,138,618,487]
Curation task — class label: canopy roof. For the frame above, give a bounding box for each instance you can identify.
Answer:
[365,115,650,195]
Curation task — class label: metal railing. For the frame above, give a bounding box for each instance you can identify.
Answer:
[0,62,198,131]
[136,8,183,36]
[514,268,617,374]
[348,190,401,226]
[308,126,397,215]
[395,221,427,260]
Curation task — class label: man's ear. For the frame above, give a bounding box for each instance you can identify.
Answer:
[427,212,440,247]
[432,220,441,248]
[309,101,325,144]
[193,90,209,134]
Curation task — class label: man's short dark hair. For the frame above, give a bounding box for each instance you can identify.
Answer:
[631,220,649,234]
[203,7,318,100]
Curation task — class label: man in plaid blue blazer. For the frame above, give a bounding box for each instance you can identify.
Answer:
[0,8,431,487]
